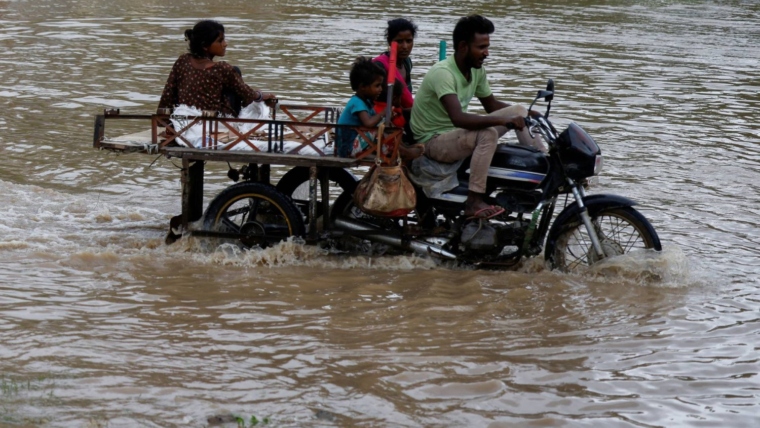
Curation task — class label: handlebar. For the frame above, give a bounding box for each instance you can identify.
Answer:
[506,117,536,138]
[524,116,536,139]
[524,115,559,145]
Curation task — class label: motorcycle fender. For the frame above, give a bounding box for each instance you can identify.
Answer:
[546,194,638,244]
[561,194,637,218]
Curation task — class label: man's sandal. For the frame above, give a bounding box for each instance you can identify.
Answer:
[466,205,506,221]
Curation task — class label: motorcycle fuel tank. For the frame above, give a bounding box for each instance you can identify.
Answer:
[459,144,549,192]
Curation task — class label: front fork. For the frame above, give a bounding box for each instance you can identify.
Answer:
[569,179,606,258]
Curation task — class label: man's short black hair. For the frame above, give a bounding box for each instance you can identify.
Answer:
[453,14,494,49]
[349,56,385,91]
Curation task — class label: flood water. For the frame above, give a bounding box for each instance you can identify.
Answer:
[1,0,759,426]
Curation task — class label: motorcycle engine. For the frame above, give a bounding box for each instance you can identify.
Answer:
[461,220,500,252]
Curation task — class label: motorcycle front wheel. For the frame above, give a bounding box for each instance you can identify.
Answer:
[203,182,305,248]
[545,206,661,272]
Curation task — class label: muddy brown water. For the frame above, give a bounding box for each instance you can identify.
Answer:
[1,0,759,426]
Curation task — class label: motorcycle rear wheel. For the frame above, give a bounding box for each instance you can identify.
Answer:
[546,206,660,272]
[327,191,404,256]
[203,182,305,248]
[275,166,357,229]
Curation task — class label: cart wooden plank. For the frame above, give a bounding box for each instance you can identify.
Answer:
[163,146,360,168]
[97,128,161,153]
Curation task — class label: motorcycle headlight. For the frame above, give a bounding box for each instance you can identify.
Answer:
[593,154,603,175]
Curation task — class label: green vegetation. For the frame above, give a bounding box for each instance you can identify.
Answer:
[1,374,60,426]
[207,413,272,427]
[4,375,275,427]
[235,414,271,427]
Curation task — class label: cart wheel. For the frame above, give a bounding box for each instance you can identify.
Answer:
[203,182,305,248]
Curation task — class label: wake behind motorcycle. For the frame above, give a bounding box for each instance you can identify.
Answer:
[326,79,662,271]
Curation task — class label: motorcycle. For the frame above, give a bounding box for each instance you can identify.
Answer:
[325,79,662,271]
[202,80,662,271]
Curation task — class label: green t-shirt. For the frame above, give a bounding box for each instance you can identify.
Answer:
[410,56,492,144]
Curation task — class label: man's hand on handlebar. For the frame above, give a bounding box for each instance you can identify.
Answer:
[522,110,544,128]
[505,116,526,131]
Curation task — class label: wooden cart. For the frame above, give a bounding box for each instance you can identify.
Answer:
[92,105,403,245]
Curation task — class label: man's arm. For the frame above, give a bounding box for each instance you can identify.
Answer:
[478,94,511,114]
[440,94,522,130]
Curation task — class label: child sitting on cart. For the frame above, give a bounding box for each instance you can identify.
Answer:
[336,57,387,158]
[336,57,424,161]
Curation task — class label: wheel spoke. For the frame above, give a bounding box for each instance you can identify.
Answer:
[246,198,261,223]
[605,215,642,252]
[224,206,250,219]
[569,226,591,266]
[606,216,624,242]
[218,216,241,233]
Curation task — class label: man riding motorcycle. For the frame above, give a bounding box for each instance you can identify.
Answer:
[409,14,546,220]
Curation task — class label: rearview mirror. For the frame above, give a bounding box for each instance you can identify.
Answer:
[537,90,553,101]
[545,79,554,101]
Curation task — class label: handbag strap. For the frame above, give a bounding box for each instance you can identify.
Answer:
[374,123,402,166]
[375,123,385,165]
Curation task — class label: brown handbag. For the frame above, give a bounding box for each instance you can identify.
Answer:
[353,125,417,217]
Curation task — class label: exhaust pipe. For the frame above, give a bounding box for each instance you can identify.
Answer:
[333,217,458,260]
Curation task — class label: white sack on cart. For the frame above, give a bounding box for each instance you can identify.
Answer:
[169,102,270,148]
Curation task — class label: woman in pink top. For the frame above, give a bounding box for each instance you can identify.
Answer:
[158,20,276,116]
[373,18,417,116]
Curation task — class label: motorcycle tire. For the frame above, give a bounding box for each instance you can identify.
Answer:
[275,166,357,228]
[545,206,661,272]
[203,182,305,248]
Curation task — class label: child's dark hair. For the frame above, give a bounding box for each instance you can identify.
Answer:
[184,20,225,58]
[349,56,385,91]
[453,14,494,48]
[385,18,417,45]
